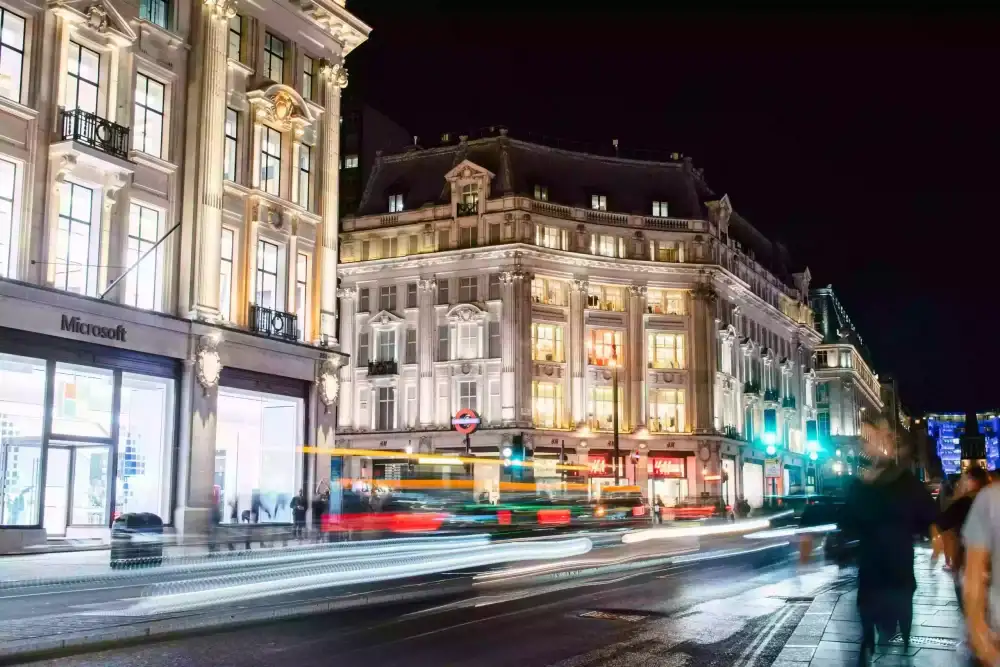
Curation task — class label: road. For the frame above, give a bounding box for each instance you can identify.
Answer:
[16,542,854,667]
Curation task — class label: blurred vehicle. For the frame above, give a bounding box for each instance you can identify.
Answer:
[799,496,856,566]
[587,486,652,527]
[110,512,163,568]
[321,492,449,538]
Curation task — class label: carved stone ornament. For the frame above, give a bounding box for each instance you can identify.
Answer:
[317,357,340,410]
[273,91,295,122]
[195,334,223,392]
[319,60,349,89]
[86,5,108,32]
[205,0,237,20]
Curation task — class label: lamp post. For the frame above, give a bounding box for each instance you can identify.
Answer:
[611,340,621,485]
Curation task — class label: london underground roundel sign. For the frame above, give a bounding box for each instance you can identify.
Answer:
[452,408,481,436]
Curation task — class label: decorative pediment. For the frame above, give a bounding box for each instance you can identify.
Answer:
[446,303,487,322]
[719,324,737,341]
[444,159,495,183]
[247,84,319,132]
[368,310,404,328]
[55,0,138,45]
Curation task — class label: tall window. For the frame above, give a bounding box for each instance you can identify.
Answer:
[55,182,97,295]
[531,277,565,306]
[378,285,396,311]
[651,201,668,217]
[591,194,607,211]
[591,234,620,258]
[388,193,403,213]
[124,203,162,310]
[437,325,449,361]
[587,284,624,311]
[649,389,685,433]
[263,33,284,83]
[376,330,395,361]
[297,144,311,209]
[0,158,20,279]
[139,0,168,28]
[457,323,478,359]
[255,239,280,310]
[531,323,563,362]
[458,380,477,412]
[488,274,501,300]
[534,185,548,201]
[458,225,477,248]
[405,283,418,308]
[223,108,238,182]
[535,225,566,250]
[380,236,397,259]
[648,332,685,369]
[302,55,315,101]
[219,228,234,320]
[532,381,562,428]
[461,183,479,207]
[0,8,25,103]
[358,287,370,312]
[437,279,449,305]
[227,15,242,61]
[260,126,281,196]
[405,328,417,364]
[436,228,450,250]
[587,329,622,366]
[458,276,477,302]
[376,387,395,430]
[489,320,500,358]
[133,74,165,158]
[295,253,308,341]
[357,331,369,366]
[588,386,624,431]
[65,42,100,114]
[652,240,680,262]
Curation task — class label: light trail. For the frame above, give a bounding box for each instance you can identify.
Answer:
[621,511,794,544]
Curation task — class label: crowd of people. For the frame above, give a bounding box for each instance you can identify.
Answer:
[803,452,999,666]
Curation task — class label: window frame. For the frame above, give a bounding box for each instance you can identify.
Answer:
[457,322,478,360]
[591,194,607,211]
[647,331,685,370]
[259,125,282,196]
[457,380,477,412]
[297,143,311,210]
[458,276,478,302]
[376,329,395,362]
[295,251,309,341]
[65,41,101,115]
[54,181,99,296]
[531,323,564,362]
[343,154,359,169]
[651,200,668,218]
[124,201,163,311]
[219,227,235,321]
[223,107,238,182]
[263,32,285,84]
[388,193,403,213]
[0,7,26,104]
[302,55,315,101]
[133,72,166,158]
[254,238,283,311]
[376,386,395,430]
[227,15,243,62]
[0,156,22,279]
[378,285,397,311]
[138,0,169,29]
[534,185,548,201]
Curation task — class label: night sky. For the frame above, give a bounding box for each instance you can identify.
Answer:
[344,5,999,413]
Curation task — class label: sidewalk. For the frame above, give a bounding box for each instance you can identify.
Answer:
[774,549,972,666]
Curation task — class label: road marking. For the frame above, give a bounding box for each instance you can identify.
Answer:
[742,605,799,666]
[579,610,647,622]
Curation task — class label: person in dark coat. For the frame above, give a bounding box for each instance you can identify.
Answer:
[842,459,937,663]
[934,465,990,612]
[291,489,308,539]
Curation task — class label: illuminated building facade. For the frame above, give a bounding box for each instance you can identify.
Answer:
[337,131,821,509]
[925,412,1000,475]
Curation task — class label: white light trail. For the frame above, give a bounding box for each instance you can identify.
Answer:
[621,511,794,544]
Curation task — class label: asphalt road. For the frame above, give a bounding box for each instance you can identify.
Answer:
[17,543,853,667]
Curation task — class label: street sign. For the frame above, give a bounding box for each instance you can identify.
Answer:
[764,458,781,478]
[451,408,481,435]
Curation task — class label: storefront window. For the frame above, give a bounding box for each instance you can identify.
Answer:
[647,332,685,369]
[532,381,562,428]
[52,363,113,438]
[116,373,175,519]
[71,445,108,525]
[588,386,625,431]
[0,353,46,526]
[587,329,622,366]
[531,323,563,362]
[216,387,302,524]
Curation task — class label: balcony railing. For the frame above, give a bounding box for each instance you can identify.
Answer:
[722,425,743,440]
[764,388,781,403]
[368,360,399,376]
[782,395,797,409]
[248,304,299,341]
[60,108,130,161]
[743,381,761,396]
[456,201,478,217]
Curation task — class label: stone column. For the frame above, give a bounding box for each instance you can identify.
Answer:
[418,278,436,427]
[316,60,349,344]
[189,0,235,321]
[690,283,718,434]
[98,175,129,299]
[516,271,533,424]
[174,335,221,540]
[500,271,517,422]
[569,279,587,427]
[628,284,647,430]
[336,288,356,429]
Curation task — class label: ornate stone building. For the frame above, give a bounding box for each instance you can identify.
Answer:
[337,132,821,508]
[0,0,366,552]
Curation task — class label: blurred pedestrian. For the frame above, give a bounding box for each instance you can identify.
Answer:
[291,488,307,539]
[962,476,1000,666]
[843,456,936,663]
[934,466,990,612]
[654,495,666,524]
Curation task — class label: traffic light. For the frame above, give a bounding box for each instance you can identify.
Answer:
[510,434,525,465]
[762,409,777,447]
[806,419,819,460]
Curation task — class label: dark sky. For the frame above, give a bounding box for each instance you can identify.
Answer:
[344,5,999,414]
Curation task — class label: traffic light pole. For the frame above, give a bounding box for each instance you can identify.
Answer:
[612,363,620,485]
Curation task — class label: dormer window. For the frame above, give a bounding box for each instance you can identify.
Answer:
[652,201,668,217]
[534,185,548,201]
[263,33,285,83]
[388,193,403,213]
[591,194,607,211]
[461,183,479,206]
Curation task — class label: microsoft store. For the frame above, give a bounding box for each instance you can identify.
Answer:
[0,280,341,553]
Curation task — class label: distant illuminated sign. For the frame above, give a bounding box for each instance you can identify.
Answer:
[649,457,685,478]
[588,456,611,476]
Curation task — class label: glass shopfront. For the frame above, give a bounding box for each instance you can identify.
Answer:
[215,382,304,525]
[646,456,688,507]
[0,344,177,537]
